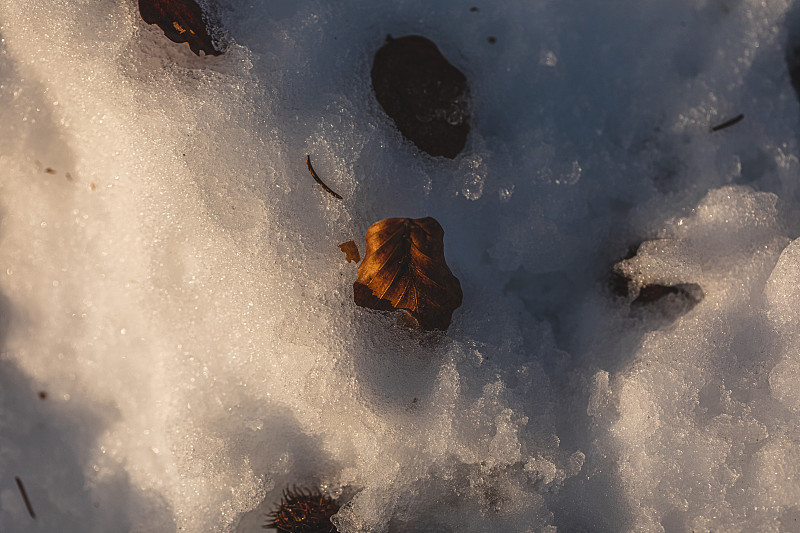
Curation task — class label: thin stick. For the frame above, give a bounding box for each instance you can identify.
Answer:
[306,155,343,200]
[15,477,36,519]
[710,113,744,132]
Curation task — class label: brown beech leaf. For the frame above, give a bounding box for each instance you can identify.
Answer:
[338,241,361,263]
[354,217,462,331]
[138,0,222,56]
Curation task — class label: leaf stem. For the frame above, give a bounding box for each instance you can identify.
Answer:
[710,113,743,132]
[15,477,36,519]
[306,155,343,199]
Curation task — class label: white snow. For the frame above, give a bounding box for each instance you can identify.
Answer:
[2,0,800,531]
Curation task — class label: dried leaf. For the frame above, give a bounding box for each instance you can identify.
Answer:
[354,217,462,331]
[338,241,361,263]
[632,283,703,307]
[371,35,470,158]
[611,245,704,320]
[138,0,222,56]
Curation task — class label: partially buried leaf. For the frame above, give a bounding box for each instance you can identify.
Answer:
[631,283,703,308]
[354,217,462,331]
[338,241,361,263]
[139,0,222,56]
[610,245,704,320]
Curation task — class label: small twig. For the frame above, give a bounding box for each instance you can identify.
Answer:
[15,477,36,519]
[305,155,343,200]
[710,113,744,132]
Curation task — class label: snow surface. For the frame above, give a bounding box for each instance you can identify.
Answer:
[2,0,800,531]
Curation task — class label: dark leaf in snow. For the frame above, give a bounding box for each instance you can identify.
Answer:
[138,0,222,56]
[371,35,470,158]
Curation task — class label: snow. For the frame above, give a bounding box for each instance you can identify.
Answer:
[2,0,800,531]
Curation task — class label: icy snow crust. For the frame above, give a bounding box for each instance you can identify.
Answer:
[2,0,800,531]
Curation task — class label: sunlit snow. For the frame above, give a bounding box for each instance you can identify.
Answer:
[2,0,800,531]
